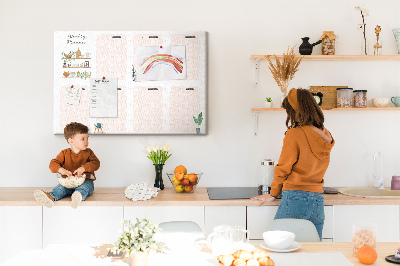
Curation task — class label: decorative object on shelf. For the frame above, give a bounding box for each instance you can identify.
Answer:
[320,31,337,55]
[355,5,370,55]
[266,46,304,99]
[299,37,322,55]
[125,182,160,201]
[193,112,203,134]
[374,26,382,55]
[264,97,273,108]
[337,88,354,108]
[76,48,81,59]
[392,28,400,54]
[111,219,164,266]
[311,91,323,106]
[63,71,70,78]
[372,98,390,107]
[309,86,347,108]
[391,96,400,107]
[146,145,172,190]
[84,61,90,67]
[354,90,367,108]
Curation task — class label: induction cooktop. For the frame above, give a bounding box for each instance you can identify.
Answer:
[207,187,259,200]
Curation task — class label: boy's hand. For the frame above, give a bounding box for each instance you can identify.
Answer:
[250,194,275,207]
[58,168,72,177]
[73,166,85,178]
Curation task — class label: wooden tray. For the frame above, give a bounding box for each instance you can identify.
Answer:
[309,86,348,108]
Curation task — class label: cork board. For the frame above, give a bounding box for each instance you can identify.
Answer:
[54,31,207,135]
[309,86,348,108]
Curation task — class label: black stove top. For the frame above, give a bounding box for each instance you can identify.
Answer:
[207,187,259,200]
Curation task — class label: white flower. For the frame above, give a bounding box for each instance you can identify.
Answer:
[164,145,171,152]
[146,146,152,153]
[152,146,158,152]
[160,145,165,151]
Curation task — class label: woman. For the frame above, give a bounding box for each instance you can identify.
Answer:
[251,88,335,240]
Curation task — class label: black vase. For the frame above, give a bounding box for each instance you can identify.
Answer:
[154,164,164,190]
[299,37,322,55]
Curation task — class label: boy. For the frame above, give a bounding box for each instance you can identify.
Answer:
[34,122,100,209]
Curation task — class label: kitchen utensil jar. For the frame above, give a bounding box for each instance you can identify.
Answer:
[354,90,367,108]
[337,88,353,107]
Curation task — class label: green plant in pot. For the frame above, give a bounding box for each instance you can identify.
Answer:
[111,219,164,266]
[193,112,203,134]
[265,97,273,108]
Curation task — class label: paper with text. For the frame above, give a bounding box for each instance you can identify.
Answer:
[66,85,82,106]
[90,77,118,117]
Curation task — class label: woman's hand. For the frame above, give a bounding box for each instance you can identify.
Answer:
[250,194,275,207]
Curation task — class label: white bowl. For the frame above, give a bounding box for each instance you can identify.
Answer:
[263,230,295,250]
[372,98,390,107]
[58,174,86,189]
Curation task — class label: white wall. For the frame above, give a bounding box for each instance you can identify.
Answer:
[1,0,400,188]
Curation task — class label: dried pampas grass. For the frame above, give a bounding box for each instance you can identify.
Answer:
[267,46,303,96]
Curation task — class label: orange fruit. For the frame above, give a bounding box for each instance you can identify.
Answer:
[357,246,377,264]
[174,165,187,175]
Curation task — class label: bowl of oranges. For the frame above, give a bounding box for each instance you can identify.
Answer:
[166,165,202,193]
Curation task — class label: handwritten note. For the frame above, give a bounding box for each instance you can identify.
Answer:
[90,77,118,118]
[66,85,82,106]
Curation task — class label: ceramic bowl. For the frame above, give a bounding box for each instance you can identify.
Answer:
[166,172,202,193]
[263,230,295,250]
[372,98,390,107]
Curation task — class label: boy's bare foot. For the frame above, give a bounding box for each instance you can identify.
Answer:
[34,190,54,208]
[71,191,83,209]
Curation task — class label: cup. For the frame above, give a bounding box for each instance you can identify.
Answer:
[391,97,400,107]
[230,226,250,250]
[391,176,400,190]
[372,98,390,107]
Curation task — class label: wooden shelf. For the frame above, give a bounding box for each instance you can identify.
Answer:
[250,55,400,61]
[252,107,400,111]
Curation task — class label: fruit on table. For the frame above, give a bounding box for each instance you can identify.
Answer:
[184,185,194,192]
[175,172,184,181]
[181,177,190,186]
[357,246,377,264]
[171,177,181,186]
[174,165,187,180]
[175,185,185,192]
[188,173,198,183]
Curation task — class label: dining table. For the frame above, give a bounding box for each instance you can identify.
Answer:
[2,242,399,266]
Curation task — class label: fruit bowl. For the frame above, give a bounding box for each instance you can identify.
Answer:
[57,173,86,189]
[166,172,202,193]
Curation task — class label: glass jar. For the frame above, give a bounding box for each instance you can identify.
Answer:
[258,159,275,195]
[337,88,353,108]
[352,223,377,256]
[354,90,367,108]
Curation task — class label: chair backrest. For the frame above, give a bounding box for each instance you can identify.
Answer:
[159,221,203,234]
[267,219,320,242]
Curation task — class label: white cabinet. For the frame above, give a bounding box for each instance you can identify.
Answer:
[124,206,205,232]
[0,206,42,264]
[333,205,399,242]
[247,206,333,240]
[204,206,246,236]
[43,206,123,247]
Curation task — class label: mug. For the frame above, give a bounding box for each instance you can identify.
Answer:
[391,97,400,107]
[391,176,400,190]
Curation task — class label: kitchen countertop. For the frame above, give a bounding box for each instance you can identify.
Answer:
[1,187,400,206]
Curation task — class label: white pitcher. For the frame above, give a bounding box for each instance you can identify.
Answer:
[207,225,233,256]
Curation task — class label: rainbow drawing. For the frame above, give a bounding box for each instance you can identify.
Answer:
[140,54,184,74]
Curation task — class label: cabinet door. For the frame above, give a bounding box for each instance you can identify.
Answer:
[43,206,123,247]
[204,206,246,236]
[247,206,333,240]
[333,205,399,242]
[124,206,205,232]
[0,206,42,264]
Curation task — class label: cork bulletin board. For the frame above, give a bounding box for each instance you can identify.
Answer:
[54,31,207,135]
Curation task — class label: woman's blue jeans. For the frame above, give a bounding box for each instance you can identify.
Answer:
[274,190,324,240]
[50,180,94,201]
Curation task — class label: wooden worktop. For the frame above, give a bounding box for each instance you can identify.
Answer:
[1,187,400,206]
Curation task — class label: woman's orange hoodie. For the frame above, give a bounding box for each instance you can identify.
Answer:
[270,125,335,197]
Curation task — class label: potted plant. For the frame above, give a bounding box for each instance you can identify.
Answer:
[193,112,203,134]
[265,97,273,108]
[110,219,164,266]
[146,145,172,190]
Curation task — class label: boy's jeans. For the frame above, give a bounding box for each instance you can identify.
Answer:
[50,180,94,201]
[274,190,324,240]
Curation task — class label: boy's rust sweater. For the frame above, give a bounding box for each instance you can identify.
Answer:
[270,125,335,197]
[49,148,100,180]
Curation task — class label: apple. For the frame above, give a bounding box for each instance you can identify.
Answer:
[175,185,185,193]
[175,172,184,181]
[188,173,198,183]
[184,185,194,192]
[181,178,190,186]
[171,177,181,186]
[174,165,187,175]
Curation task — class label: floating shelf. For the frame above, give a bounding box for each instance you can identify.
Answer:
[250,55,400,61]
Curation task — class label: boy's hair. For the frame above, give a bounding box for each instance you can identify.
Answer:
[282,88,324,130]
[64,122,89,141]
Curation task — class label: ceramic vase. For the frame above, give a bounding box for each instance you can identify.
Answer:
[154,164,164,190]
[392,28,400,54]
[264,101,273,108]
[361,36,369,55]
[130,250,149,266]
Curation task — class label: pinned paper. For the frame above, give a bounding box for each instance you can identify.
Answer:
[66,85,82,105]
[137,46,186,81]
[89,77,118,117]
